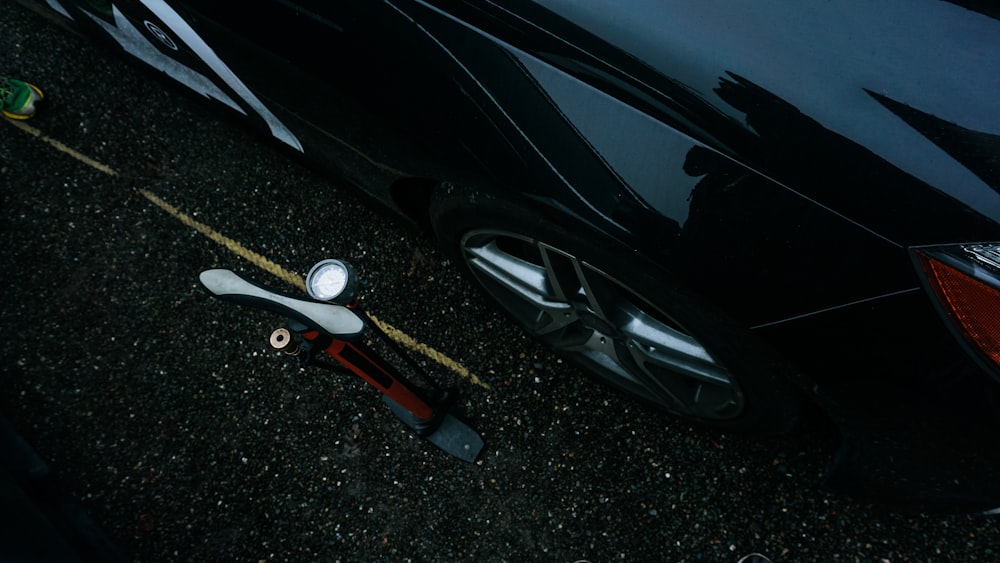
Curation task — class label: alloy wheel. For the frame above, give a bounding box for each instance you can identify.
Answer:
[460,229,745,420]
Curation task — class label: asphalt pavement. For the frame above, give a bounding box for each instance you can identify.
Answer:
[2,3,998,561]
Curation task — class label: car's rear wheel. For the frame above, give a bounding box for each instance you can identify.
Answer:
[430,183,802,434]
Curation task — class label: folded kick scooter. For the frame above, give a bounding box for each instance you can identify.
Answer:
[198,259,484,462]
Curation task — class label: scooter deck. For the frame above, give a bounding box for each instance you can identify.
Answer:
[382,395,484,463]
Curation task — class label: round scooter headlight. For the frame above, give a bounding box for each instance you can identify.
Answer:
[306,259,358,304]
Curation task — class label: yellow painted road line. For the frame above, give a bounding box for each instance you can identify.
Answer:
[365,312,490,389]
[9,119,486,388]
[138,190,488,390]
[139,189,306,291]
[5,119,119,177]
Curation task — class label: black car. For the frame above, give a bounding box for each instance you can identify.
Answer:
[27,0,1000,510]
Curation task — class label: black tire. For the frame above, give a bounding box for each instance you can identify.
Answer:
[430,183,802,434]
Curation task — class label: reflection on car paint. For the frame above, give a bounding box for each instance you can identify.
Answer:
[870,90,1000,198]
[534,0,1000,222]
[514,50,702,228]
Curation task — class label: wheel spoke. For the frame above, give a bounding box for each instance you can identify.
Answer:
[621,342,692,404]
[537,243,578,302]
[550,325,615,356]
[619,305,732,387]
[573,258,620,320]
[464,238,577,334]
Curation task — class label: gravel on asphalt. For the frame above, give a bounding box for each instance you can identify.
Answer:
[2,3,998,561]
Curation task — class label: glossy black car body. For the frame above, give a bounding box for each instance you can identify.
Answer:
[30,0,1000,510]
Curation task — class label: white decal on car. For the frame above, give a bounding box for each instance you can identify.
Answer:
[46,0,73,19]
[144,20,178,51]
[84,1,303,152]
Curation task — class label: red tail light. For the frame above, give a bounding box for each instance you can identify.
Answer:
[916,246,1000,373]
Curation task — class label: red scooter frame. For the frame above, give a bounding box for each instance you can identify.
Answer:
[198,268,483,462]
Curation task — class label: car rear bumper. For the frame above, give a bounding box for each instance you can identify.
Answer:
[756,288,1000,511]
